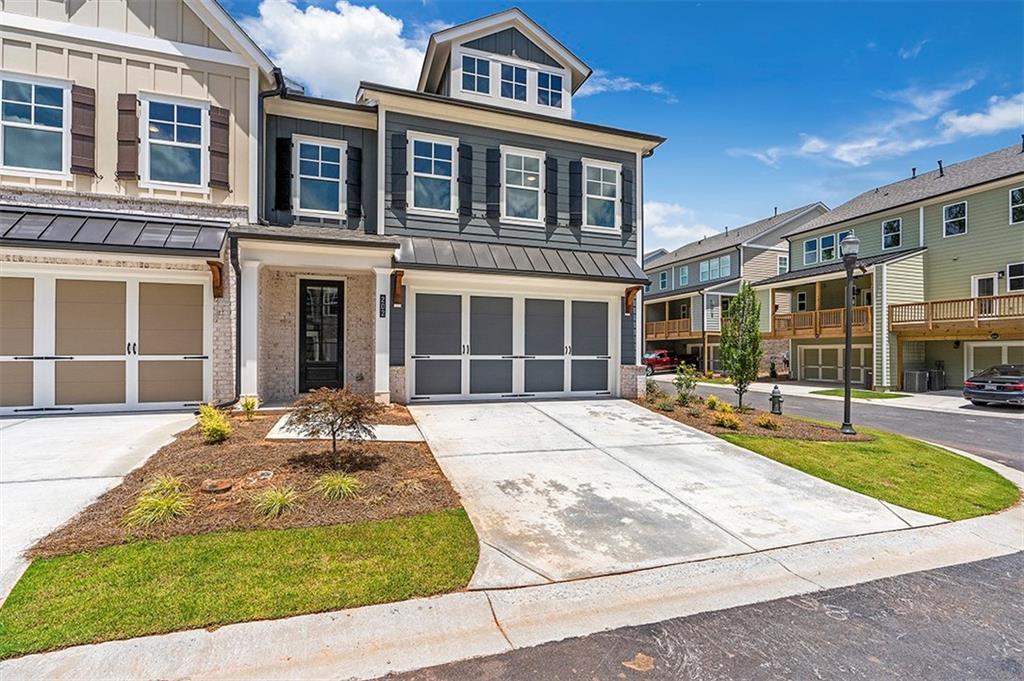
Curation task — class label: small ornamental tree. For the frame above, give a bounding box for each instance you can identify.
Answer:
[672,362,699,405]
[288,387,385,457]
[719,282,763,410]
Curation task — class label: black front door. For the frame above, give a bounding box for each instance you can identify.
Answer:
[299,280,344,392]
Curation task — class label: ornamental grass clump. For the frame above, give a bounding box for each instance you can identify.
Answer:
[198,403,232,444]
[252,486,299,519]
[313,473,362,501]
[655,397,676,412]
[754,413,782,431]
[712,412,742,430]
[124,476,192,529]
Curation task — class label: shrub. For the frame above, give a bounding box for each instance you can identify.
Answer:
[124,485,192,529]
[252,486,298,519]
[655,397,676,412]
[704,394,722,411]
[240,395,260,421]
[704,370,715,380]
[717,402,735,414]
[289,387,386,456]
[687,407,703,418]
[645,379,666,401]
[197,404,232,444]
[754,413,782,431]
[712,413,742,430]
[672,363,698,405]
[313,473,362,501]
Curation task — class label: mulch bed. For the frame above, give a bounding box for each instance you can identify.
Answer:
[31,413,458,559]
[637,396,874,442]
[372,404,417,426]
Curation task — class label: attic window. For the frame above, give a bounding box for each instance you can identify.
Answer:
[461,55,490,94]
[537,72,563,108]
[500,64,527,101]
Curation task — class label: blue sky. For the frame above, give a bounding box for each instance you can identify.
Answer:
[225,1,1024,251]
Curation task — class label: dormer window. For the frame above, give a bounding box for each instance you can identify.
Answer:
[537,72,563,108]
[500,64,527,101]
[461,55,490,94]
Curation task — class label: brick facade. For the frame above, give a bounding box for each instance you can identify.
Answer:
[619,364,646,399]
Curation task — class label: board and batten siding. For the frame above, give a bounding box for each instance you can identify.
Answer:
[921,181,1024,300]
[789,207,921,273]
[263,114,378,233]
[1,20,252,206]
[383,111,637,256]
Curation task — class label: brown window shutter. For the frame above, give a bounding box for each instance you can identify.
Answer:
[116,94,139,180]
[70,85,95,176]
[208,106,230,190]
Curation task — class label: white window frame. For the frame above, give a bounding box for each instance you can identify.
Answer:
[796,291,807,311]
[719,254,731,278]
[1006,262,1024,292]
[537,70,564,109]
[659,271,668,290]
[942,200,968,237]
[971,272,998,298]
[291,134,347,219]
[581,157,622,233]
[0,70,72,179]
[406,131,459,217]
[138,91,210,192]
[680,302,688,318]
[499,63,527,102]
[881,217,902,250]
[699,260,709,282]
[777,254,789,274]
[499,144,545,226]
[819,233,836,261]
[1010,187,1024,226]
[460,54,491,95]
[678,266,688,286]
[803,238,818,265]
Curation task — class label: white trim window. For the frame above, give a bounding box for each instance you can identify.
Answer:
[500,64,527,101]
[461,55,490,95]
[882,218,902,249]
[719,254,731,277]
[678,266,688,286]
[537,71,563,108]
[1007,262,1024,292]
[699,260,709,282]
[838,229,853,245]
[582,159,621,231]
[140,94,208,189]
[796,291,807,311]
[0,74,70,176]
[819,233,836,261]
[777,254,789,274]
[408,132,457,214]
[943,201,967,237]
[659,271,668,289]
[803,238,818,265]
[680,302,689,318]
[501,146,544,223]
[293,135,346,218]
[1010,187,1024,225]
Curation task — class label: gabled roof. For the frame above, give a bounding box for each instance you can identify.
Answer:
[787,143,1024,238]
[187,0,275,77]
[417,7,592,95]
[752,247,926,287]
[645,202,828,270]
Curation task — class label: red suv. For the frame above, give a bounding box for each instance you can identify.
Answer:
[642,349,679,376]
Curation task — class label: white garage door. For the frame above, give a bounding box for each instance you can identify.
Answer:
[0,272,210,414]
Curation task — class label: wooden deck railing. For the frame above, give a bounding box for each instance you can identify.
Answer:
[772,306,872,338]
[890,294,1024,331]
[645,318,694,340]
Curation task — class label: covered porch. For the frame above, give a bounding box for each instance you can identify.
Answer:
[644,294,700,341]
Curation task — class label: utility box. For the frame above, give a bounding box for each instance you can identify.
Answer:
[928,369,947,391]
[863,369,873,390]
[903,370,929,393]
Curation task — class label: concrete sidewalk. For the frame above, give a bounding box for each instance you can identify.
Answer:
[3,446,1021,681]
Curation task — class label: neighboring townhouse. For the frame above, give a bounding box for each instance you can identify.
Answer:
[754,143,1024,390]
[1,5,663,413]
[0,0,275,413]
[643,202,828,372]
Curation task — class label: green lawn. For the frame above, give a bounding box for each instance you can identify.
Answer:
[810,388,909,399]
[699,376,734,385]
[0,509,478,660]
[722,430,1019,521]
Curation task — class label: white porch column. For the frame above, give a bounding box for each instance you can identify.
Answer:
[373,267,392,403]
[240,260,260,397]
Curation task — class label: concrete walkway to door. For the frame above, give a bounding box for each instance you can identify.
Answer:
[410,400,943,589]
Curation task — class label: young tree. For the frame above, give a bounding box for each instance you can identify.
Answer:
[719,282,763,410]
[672,362,699,405]
[288,387,385,457]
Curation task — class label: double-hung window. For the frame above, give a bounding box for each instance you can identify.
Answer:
[461,55,490,95]
[583,159,620,231]
[141,95,207,188]
[699,260,709,282]
[778,254,789,274]
[1007,263,1024,292]
[819,233,836,261]
[678,267,688,287]
[409,133,456,213]
[0,75,68,175]
[293,136,345,217]
[708,257,721,280]
[502,147,543,222]
[803,238,818,265]
[537,72,563,108]
[838,229,853,245]
[882,218,901,249]
[1010,188,1024,225]
[659,271,668,289]
[943,201,967,236]
[719,255,731,277]
[500,64,527,101]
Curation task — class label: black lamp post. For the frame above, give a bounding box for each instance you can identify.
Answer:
[839,233,860,435]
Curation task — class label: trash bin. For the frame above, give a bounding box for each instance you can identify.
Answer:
[863,369,873,390]
[903,370,929,393]
[928,369,946,391]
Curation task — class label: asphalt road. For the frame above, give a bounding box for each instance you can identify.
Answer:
[386,553,1024,681]
[663,379,1024,470]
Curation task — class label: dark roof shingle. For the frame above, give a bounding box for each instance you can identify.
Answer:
[752,247,926,286]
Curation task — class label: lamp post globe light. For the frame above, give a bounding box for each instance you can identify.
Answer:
[839,233,860,435]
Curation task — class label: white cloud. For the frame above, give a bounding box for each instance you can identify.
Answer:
[240,0,426,100]
[577,70,672,101]
[939,92,1024,137]
[898,39,928,60]
[644,202,719,250]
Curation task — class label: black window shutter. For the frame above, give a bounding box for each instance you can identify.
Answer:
[70,85,95,176]
[568,160,583,228]
[391,133,407,210]
[621,168,634,232]
[346,146,362,220]
[208,106,231,190]
[458,143,473,216]
[544,157,558,226]
[274,137,292,212]
[485,148,501,218]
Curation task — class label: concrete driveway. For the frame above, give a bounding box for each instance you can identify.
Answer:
[0,412,193,599]
[410,400,943,588]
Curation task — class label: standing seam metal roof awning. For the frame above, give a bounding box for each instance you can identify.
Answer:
[0,206,229,257]
[395,237,648,284]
